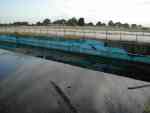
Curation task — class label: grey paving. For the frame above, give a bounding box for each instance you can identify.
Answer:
[0,49,150,113]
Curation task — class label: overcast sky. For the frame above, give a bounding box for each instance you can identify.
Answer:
[0,0,150,26]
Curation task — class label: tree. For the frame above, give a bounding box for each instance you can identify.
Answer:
[78,18,85,26]
[142,27,149,30]
[36,21,42,26]
[86,22,94,26]
[53,19,66,25]
[96,21,106,26]
[115,22,122,28]
[96,21,102,26]
[131,24,137,29]
[138,25,142,28]
[108,20,114,26]
[42,18,51,25]
[66,17,78,26]
[101,23,106,26]
[13,21,29,26]
[122,23,130,28]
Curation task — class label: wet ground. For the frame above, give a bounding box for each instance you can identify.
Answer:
[0,49,150,113]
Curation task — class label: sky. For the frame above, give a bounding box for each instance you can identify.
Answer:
[0,0,150,26]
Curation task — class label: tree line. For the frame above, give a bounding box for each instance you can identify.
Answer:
[0,17,148,30]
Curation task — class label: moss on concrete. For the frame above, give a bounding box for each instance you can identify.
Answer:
[143,101,150,113]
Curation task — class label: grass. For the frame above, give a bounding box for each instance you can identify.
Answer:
[0,26,150,45]
[45,25,150,33]
[143,101,150,113]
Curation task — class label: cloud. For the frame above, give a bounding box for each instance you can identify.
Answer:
[0,0,150,26]
[140,0,150,5]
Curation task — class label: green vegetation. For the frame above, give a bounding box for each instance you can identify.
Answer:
[13,21,29,26]
[53,19,66,25]
[78,18,85,26]
[66,17,78,26]
[0,17,150,32]
[143,101,150,113]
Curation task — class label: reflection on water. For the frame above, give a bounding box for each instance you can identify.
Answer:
[0,41,150,81]
[0,54,19,80]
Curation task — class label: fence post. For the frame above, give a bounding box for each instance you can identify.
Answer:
[106,31,108,41]
[40,27,41,34]
[120,31,122,41]
[5,26,7,33]
[63,25,65,38]
[95,30,97,40]
[82,29,84,39]
[47,27,48,36]
[136,32,138,43]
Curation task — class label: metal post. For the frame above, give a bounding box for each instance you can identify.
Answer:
[83,28,85,40]
[40,28,41,34]
[5,25,7,33]
[95,30,97,40]
[120,31,122,41]
[63,24,65,38]
[47,27,49,36]
[106,31,108,41]
[136,32,138,43]
[56,28,58,38]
